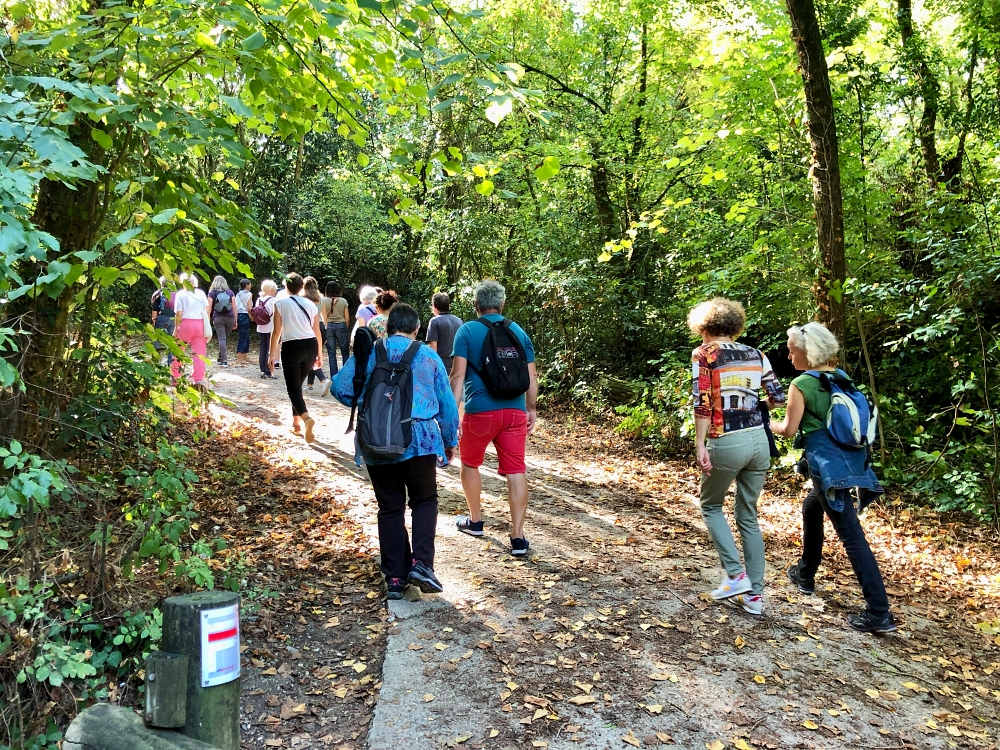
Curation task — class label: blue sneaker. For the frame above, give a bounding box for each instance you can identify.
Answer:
[456,515,484,537]
[386,577,406,600]
[408,560,443,594]
[510,536,530,557]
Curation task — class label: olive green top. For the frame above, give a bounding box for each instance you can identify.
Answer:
[792,372,831,436]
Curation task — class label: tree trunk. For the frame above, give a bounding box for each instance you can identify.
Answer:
[626,23,648,223]
[590,143,617,242]
[896,0,941,185]
[785,0,847,343]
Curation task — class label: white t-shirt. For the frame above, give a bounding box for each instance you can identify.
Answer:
[174,289,208,320]
[275,296,317,342]
[255,296,276,334]
[275,288,290,301]
[235,289,253,314]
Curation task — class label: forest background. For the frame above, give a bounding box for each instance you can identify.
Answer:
[1,0,998,746]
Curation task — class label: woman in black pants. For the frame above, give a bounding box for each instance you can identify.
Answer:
[268,273,323,443]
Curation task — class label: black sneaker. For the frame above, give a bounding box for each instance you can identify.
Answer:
[847,610,897,634]
[408,560,443,594]
[510,536,530,556]
[386,577,406,600]
[456,515,484,537]
[787,562,815,595]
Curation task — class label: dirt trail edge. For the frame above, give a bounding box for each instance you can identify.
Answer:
[208,369,999,750]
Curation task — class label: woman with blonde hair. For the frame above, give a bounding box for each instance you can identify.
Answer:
[255,279,278,379]
[302,276,330,397]
[770,322,894,633]
[689,297,785,615]
[208,275,236,367]
[171,272,210,386]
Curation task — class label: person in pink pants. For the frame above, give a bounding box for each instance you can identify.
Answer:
[171,274,209,385]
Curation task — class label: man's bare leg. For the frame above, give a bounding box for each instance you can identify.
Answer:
[461,464,483,522]
[507,473,528,539]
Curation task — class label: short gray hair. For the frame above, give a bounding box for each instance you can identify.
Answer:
[260,278,277,295]
[474,279,506,312]
[787,322,839,368]
[359,285,378,304]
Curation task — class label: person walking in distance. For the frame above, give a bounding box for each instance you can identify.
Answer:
[331,303,459,600]
[322,281,351,373]
[450,280,538,556]
[426,292,464,374]
[208,275,236,367]
[254,279,278,379]
[234,279,253,367]
[302,275,330,397]
[170,273,210,387]
[689,298,785,616]
[268,273,323,442]
[151,277,175,366]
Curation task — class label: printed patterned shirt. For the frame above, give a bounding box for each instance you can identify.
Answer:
[332,335,460,466]
[692,342,786,439]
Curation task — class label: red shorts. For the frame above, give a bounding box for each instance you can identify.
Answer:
[459,409,528,476]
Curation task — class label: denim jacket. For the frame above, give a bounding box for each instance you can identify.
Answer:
[802,428,884,512]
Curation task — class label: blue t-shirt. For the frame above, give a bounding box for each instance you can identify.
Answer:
[452,314,535,414]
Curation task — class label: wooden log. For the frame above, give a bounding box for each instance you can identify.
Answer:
[162,591,241,750]
[145,651,189,728]
[64,704,218,750]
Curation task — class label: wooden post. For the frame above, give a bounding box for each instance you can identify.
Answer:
[145,651,189,728]
[161,591,241,750]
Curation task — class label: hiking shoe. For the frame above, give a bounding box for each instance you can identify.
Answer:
[510,536,530,556]
[733,594,763,616]
[408,560,443,594]
[456,516,484,537]
[786,562,815,595]
[303,416,316,444]
[320,379,332,397]
[710,572,752,600]
[847,610,897,634]
[306,384,314,390]
[386,577,406,600]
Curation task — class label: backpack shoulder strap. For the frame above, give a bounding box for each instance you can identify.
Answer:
[400,340,422,366]
[374,338,388,363]
[289,296,313,326]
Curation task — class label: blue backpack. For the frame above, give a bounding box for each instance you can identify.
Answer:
[805,370,877,449]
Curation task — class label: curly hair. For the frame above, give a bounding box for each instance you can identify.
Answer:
[374,291,398,313]
[787,322,839,368]
[687,298,746,338]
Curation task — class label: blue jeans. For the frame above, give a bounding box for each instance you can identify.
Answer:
[154,317,175,366]
[799,484,890,617]
[325,322,349,374]
[236,313,251,353]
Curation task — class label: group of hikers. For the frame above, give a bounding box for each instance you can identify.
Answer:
[154,277,894,634]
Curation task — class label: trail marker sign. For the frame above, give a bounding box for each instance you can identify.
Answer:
[200,603,240,687]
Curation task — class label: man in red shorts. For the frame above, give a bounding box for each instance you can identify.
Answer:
[449,280,538,556]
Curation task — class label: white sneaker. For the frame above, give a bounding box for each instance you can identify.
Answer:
[732,594,763,616]
[710,572,752,600]
[320,380,331,397]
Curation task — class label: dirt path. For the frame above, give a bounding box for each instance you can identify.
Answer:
[204,366,999,750]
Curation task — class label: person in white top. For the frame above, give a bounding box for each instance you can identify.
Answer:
[171,272,210,386]
[272,280,290,368]
[268,273,323,442]
[255,279,278,379]
[234,278,254,367]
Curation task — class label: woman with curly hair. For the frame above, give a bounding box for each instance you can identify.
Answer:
[689,298,785,616]
[367,291,398,339]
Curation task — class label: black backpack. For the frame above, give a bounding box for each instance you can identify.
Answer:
[151,289,171,314]
[471,317,530,400]
[345,326,378,434]
[357,339,422,457]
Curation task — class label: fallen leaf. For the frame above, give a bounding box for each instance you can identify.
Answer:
[353,663,367,673]
[453,736,470,744]
[803,720,818,730]
[946,726,962,737]
[733,740,750,750]
[645,704,663,715]
[423,693,435,702]
[533,708,548,720]
[706,741,725,750]
[734,635,746,649]
[435,642,450,651]
[656,734,672,744]
[489,729,499,738]
[568,695,596,706]
[622,732,641,747]
[865,689,880,699]
[902,681,926,692]
[532,743,548,748]
[407,643,423,651]
[261,667,277,676]
[753,675,766,684]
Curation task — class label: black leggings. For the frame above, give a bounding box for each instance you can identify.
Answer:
[281,337,318,417]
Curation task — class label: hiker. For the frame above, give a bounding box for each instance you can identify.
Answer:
[769,322,896,633]
[322,281,351,374]
[171,273,210,386]
[367,291,397,339]
[268,273,323,442]
[302,276,330,397]
[254,279,278,379]
[689,298,785,616]
[450,280,538,556]
[351,286,379,343]
[234,279,253,367]
[331,303,459,600]
[151,277,175,366]
[426,292,463,374]
[208,276,236,367]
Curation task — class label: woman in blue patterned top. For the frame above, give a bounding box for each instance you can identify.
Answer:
[332,303,460,600]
